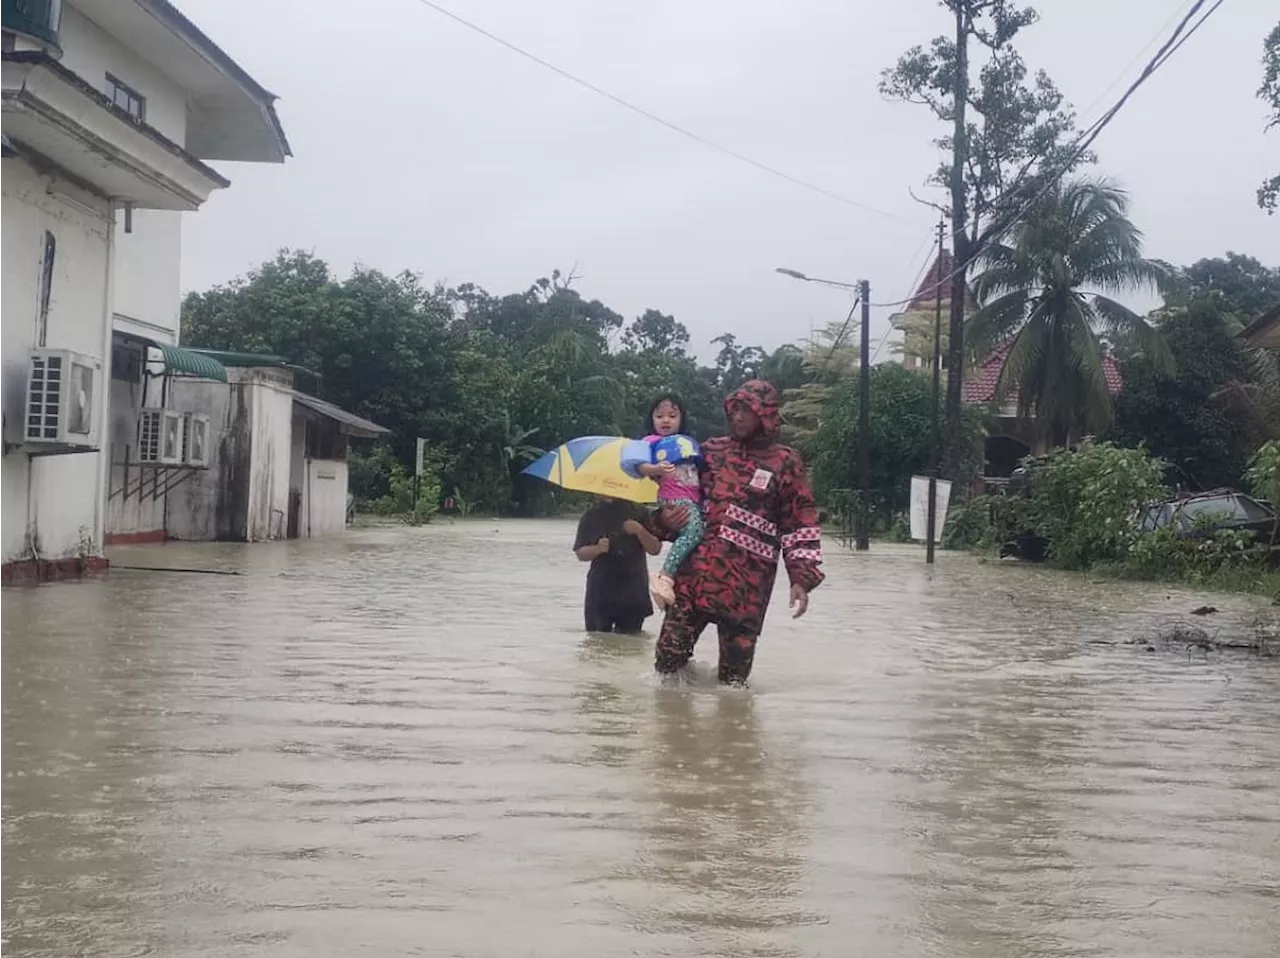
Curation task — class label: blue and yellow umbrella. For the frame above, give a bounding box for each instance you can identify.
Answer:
[522,436,657,504]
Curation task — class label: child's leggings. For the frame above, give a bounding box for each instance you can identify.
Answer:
[661,498,705,578]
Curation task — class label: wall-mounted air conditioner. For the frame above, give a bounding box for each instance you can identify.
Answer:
[183,413,210,467]
[137,408,183,464]
[25,349,101,450]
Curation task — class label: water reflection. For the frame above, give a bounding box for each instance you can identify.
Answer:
[619,685,817,956]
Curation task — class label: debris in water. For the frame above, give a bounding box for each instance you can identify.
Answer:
[1190,606,1218,617]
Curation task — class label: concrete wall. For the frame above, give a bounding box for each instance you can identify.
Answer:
[246,377,293,541]
[165,369,295,542]
[167,377,242,541]
[103,371,166,540]
[1,160,113,564]
[303,460,349,538]
[58,7,189,142]
[59,7,186,344]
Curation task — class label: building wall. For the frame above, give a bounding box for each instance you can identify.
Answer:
[58,7,189,142]
[58,7,187,343]
[165,370,295,542]
[103,370,167,541]
[1,160,113,564]
[246,376,293,541]
[304,460,349,538]
[166,377,241,541]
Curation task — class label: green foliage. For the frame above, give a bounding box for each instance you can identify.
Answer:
[942,495,1002,551]
[182,249,817,518]
[804,364,984,525]
[1175,254,1280,323]
[969,178,1173,444]
[1246,440,1280,507]
[1260,23,1279,214]
[879,1,1082,478]
[1117,522,1260,583]
[355,443,444,525]
[1109,297,1252,490]
[878,2,1080,220]
[1020,441,1169,569]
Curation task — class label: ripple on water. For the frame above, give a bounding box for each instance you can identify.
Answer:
[3,526,1278,958]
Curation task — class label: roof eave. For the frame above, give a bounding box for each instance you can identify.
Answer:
[144,0,291,161]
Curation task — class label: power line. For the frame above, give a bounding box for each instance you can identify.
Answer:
[411,0,906,220]
[865,0,1225,309]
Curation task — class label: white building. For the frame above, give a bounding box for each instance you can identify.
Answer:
[2,0,289,582]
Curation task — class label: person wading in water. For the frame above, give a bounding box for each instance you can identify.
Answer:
[573,496,662,634]
[652,380,824,684]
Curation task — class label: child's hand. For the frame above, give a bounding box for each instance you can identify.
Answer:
[655,462,676,477]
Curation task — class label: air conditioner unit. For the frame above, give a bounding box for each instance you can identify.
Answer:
[183,413,210,467]
[137,408,183,464]
[25,348,101,449]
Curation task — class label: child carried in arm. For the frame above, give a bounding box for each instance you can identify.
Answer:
[623,395,704,609]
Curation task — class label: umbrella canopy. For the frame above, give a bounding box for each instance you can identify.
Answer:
[523,436,657,504]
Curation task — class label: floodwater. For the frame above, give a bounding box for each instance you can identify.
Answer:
[3,521,1279,958]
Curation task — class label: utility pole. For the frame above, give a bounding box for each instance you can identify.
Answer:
[857,280,871,552]
[926,216,945,565]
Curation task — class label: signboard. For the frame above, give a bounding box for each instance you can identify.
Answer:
[415,437,427,477]
[909,475,952,543]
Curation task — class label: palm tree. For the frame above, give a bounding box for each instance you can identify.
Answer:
[968,177,1174,445]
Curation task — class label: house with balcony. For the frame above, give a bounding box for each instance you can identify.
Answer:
[1,0,290,582]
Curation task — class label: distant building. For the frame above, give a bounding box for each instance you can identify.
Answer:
[160,354,388,543]
[2,0,289,582]
[889,249,973,372]
[1239,303,1280,352]
[963,342,1124,479]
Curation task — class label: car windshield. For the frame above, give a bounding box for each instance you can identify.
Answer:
[1178,495,1270,524]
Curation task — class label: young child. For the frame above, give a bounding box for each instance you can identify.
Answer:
[624,395,705,608]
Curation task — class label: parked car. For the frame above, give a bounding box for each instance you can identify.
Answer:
[1135,490,1280,545]
[999,472,1280,562]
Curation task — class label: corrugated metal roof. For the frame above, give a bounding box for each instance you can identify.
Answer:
[187,348,291,367]
[148,340,228,382]
[291,392,389,438]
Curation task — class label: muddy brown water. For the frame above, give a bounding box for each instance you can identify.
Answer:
[3,520,1278,957]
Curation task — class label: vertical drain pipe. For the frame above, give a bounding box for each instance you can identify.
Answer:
[93,199,117,563]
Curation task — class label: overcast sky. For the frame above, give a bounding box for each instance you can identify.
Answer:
[178,0,1278,361]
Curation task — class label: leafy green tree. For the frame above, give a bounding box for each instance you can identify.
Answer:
[710,333,765,391]
[181,251,771,517]
[881,0,1082,478]
[621,309,690,353]
[1259,22,1280,214]
[1174,253,1280,324]
[758,344,807,395]
[804,364,983,523]
[1110,299,1251,490]
[967,178,1172,445]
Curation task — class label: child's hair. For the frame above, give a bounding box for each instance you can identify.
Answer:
[646,393,686,435]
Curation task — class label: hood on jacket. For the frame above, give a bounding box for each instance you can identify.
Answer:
[725,379,781,441]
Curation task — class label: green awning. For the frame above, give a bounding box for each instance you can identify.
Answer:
[149,341,227,382]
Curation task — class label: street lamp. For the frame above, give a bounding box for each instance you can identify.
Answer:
[775,266,871,552]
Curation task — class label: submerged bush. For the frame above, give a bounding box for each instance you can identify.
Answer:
[1022,441,1169,569]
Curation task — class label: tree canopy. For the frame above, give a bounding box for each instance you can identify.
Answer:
[880,0,1082,477]
[967,177,1172,443]
[1259,22,1280,214]
[182,251,795,514]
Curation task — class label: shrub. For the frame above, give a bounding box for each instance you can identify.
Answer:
[356,444,444,525]
[1022,441,1169,569]
[1118,522,1260,582]
[1246,440,1280,508]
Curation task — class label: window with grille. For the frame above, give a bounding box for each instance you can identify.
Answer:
[106,74,145,122]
